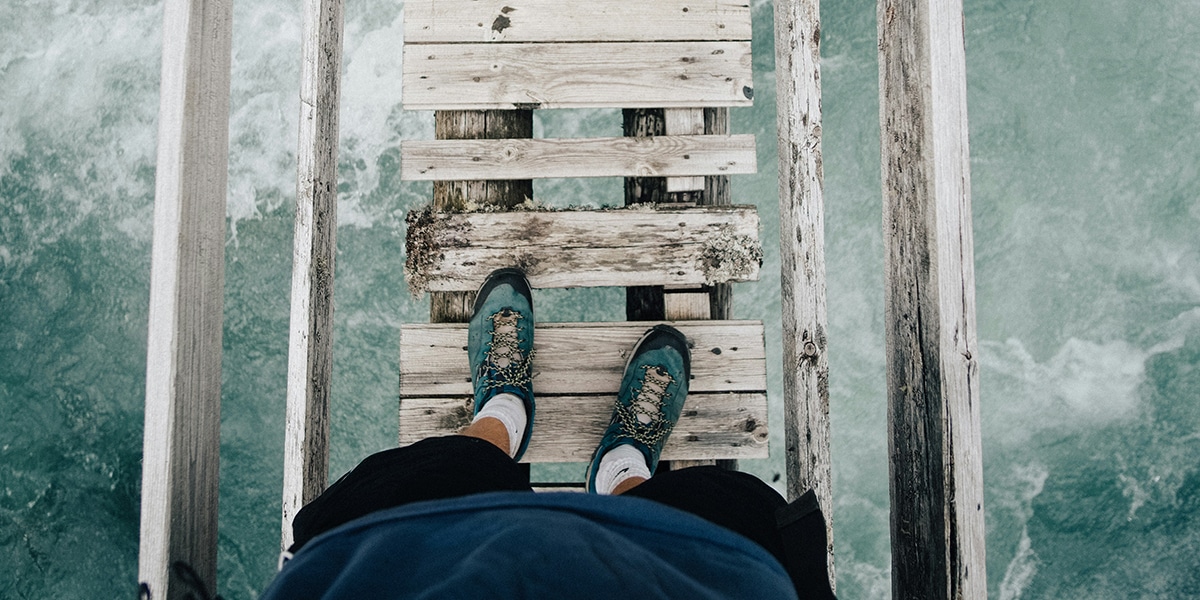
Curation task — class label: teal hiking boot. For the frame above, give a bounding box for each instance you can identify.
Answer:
[586,325,691,492]
[468,268,536,461]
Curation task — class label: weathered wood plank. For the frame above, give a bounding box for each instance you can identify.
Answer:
[400,321,766,397]
[139,0,231,596]
[401,134,757,181]
[401,392,768,463]
[281,0,344,552]
[775,0,834,587]
[403,41,754,110]
[404,206,763,293]
[879,0,986,597]
[664,108,707,192]
[404,0,752,43]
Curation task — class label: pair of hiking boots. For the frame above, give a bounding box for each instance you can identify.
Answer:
[467,268,691,492]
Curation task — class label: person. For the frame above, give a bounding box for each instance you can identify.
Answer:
[263,269,835,599]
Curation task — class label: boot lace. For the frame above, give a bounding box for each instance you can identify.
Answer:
[615,365,676,448]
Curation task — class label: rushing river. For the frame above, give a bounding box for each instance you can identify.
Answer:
[2,0,1198,597]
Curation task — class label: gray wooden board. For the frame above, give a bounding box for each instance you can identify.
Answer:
[400,134,757,181]
[664,109,707,192]
[402,41,754,110]
[879,0,987,595]
[401,392,767,462]
[404,206,763,293]
[282,0,344,552]
[399,320,766,396]
[404,0,752,43]
[139,0,232,595]
[774,0,834,585]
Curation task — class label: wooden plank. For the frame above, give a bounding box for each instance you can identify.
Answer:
[281,0,344,552]
[775,0,834,587]
[879,0,987,597]
[665,108,707,192]
[401,134,757,181]
[138,0,231,597]
[400,321,766,397]
[404,0,752,43]
[402,41,754,110]
[401,392,767,462]
[404,206,763,293]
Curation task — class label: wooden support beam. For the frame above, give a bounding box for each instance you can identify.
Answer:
[404,206,763,293]
[401,134,757,181]
[879,0,986,597]
[400,321,766,396]
[404,0,752,43]
[281,0,344,552]
[663,290,716,470]
[138,0,231,597]
[664,108,707,192]
[774,0,834,587]
[403,41,754,110]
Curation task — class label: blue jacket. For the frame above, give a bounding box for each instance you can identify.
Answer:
[265,491,798,599]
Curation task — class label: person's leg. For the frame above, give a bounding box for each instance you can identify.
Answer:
[289,435,531,553]
[586,325,690,495]
[467,268,536,460]
[291,269,538,553]
[620,466,788,562]
[624,466,837,599]
[580,325,790,571]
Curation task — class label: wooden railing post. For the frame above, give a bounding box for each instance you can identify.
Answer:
[282,0,345,550]
[138,0,232,596]
[878,0,987,596]
[773,0,834,588]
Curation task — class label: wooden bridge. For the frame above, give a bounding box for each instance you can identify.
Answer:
[137,0,986,598]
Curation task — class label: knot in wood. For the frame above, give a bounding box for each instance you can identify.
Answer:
[802,341,818,357]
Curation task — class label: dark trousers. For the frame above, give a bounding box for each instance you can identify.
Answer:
[290,436,835,599]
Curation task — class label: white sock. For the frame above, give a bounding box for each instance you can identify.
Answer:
[593,444,651,495]
[473,393,527,458]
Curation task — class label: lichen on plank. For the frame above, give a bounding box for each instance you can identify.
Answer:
[699,226,762,284]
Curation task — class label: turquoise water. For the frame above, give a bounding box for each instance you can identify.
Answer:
[2,0,1198,597]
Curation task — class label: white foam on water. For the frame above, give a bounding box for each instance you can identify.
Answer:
[336,8,410,228]
[982,337,1153,446]
[0,2,162,258]
[226,0,303,232]
[996,462,1049,600]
